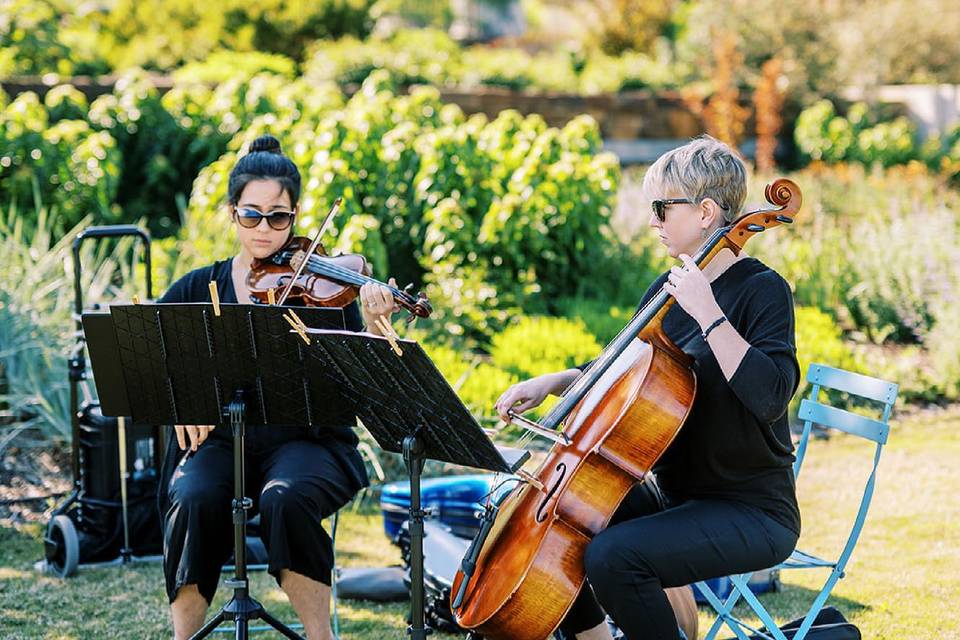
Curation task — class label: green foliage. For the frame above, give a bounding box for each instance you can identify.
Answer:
[490,316,601,378]
[743,163,960,403]
[0,0,73,75]
[163,74,619,348]
[86,70,216,236]
[792,306,864,413]
[795,100,919,168]
[680,0,960,108]
[303,28,680,94]
[0,92,122,230]
[304,29,461,87]
[418,340,516,424]
[554,297,635,346]
[172,51,298,84]
[0,205,140,440]
[66,0,373,72]
[43,85,88,122]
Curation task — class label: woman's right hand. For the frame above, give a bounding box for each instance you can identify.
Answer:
[175,425,215,452]
[494,369,580,422]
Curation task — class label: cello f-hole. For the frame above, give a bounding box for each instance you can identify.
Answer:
[535,463,567,523]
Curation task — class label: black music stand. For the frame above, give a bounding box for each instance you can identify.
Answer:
[300,328,529,640]
[83,302,352,640]
[84,303,528,640]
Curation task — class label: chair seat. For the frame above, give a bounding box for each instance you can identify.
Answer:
[777,548,836,570]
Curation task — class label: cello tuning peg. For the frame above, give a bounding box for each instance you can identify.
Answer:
[775,215,793,224]
[746,223,765,232]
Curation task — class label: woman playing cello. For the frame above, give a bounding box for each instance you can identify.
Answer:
[495,136,801,639]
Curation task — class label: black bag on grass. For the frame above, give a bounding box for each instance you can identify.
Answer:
[728,606,860,640]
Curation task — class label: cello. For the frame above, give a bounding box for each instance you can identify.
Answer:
[450,179,802,640]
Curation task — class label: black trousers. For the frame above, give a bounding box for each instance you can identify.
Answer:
[163,434,363,604]
[560,479,798,640]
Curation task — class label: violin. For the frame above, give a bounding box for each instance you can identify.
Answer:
[246,235,432,320]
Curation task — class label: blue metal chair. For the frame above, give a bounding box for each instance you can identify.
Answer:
[695,363,899,640]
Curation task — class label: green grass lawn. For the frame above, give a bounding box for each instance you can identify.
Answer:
[2,407,958,639]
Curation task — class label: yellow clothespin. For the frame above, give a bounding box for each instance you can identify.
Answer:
[374,316,402,356]
[286,309,309,334]
[282,311,311,345]
[516,469,545,493]
[208,281,221,317]
[267,288,276,306]
[132,295,140,304]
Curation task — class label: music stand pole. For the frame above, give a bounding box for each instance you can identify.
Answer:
[403,434,430,640]
[190,391,303,640]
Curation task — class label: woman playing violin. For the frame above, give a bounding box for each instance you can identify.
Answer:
[495,136,801,640]
[157,134,397,640]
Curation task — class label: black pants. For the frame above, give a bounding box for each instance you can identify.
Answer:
[163,435,363,604]
[560,480,798,640]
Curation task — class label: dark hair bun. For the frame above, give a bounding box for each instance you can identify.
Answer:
[249,134,282,155]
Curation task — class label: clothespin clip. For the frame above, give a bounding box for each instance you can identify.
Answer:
[282,310,311,345]
[374,316,402,356]
[208,281,221,317]
[132,295,140,304]
[516,469,545,493]
[285,309,310,334]
[267,288,277,306]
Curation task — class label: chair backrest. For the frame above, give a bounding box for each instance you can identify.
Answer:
[793,363,899,478]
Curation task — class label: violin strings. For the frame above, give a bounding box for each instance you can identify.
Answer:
[301,254,410,299]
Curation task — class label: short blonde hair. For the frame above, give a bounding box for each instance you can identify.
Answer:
[643,135,747,222]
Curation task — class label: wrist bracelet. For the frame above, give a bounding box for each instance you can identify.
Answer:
[701,316,727,341]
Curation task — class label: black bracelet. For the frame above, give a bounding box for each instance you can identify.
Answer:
[701,316,727,341]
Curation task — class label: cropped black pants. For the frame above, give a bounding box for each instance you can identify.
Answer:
[560,479,798,639]
[162,434,363,604]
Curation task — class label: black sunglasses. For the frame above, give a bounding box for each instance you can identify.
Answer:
[650,198,695,222]
[234,207,295,231]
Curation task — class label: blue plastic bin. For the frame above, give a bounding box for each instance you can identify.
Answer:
[380,474,499,540]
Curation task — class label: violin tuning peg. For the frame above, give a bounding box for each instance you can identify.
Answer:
[403,282,414,294]
[775,215,793,224]
[746,223,765,232]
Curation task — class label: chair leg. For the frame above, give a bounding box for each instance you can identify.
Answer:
[695,581,753,640]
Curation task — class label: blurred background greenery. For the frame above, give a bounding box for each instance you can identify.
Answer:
[1,0,959,449]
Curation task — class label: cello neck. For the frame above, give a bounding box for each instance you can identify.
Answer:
[539,231,732,429]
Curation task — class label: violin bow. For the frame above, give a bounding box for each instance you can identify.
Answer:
[276,197,343,306]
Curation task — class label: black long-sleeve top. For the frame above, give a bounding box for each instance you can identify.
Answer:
[584,257,801,534]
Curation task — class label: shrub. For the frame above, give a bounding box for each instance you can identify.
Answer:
[0,0,74,75]
[304,29,460,88]
[0,92,122,230]
[791,306,864,416]
[419,340,516,425]
[172,51,298,84]
[490,316,602,378]
[555,297,635,346]
[795,99,919,168]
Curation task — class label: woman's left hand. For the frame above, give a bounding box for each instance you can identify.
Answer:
[360,278,400,335]
[662,254,723,329]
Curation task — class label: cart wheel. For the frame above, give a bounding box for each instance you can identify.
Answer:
[45,514,79,578]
